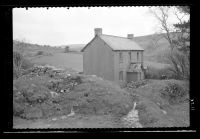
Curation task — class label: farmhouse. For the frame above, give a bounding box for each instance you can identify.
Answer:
[81,28,145,82]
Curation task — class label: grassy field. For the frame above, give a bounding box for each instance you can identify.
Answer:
[30,52,169,73]
[31,52,83,72]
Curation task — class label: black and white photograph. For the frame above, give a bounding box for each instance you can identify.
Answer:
[12,6,190,129]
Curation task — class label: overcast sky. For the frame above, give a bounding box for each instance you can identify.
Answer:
[13,7,181,46]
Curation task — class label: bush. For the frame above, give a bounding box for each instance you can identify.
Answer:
[165,50,190,80]
[64,46,69,53]
[13,51,33,79]
[21,58,34,70]
[160,82,188,104]
[145,66,177,79]
[35,51,44,56]
[35,51,53,56]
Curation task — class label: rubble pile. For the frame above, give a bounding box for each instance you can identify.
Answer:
[13,65,83,119]
[126,80,148,90]
[21,65,64,78]
[46,76,82,93]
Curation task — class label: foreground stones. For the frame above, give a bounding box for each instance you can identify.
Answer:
[121,102,143,128]
[126,80,148,90]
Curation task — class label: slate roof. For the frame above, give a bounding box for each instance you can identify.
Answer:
[100,34,144,51]
[81,34,144,52]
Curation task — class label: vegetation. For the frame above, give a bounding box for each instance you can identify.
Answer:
[12,13,190,126]
[35,50,45,56]
[144,66,177,79]
[13,66,133,120]
[127,79,189,127]
[149,6,190,80]
[64,46,69,53]
[13,51,34,79]
[160,82,188,104]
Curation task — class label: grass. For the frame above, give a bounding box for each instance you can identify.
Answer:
[13,71,133,120]
[127,79,189,127]
[31,52,172,75]
[13,40,189,128]
[31,52,83,72]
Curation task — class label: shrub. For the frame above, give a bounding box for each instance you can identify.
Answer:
[35,51,44,56]
[64,46,69,53]
[21,58,34,70]
[165,49,190,80]
[160,82,188,104]
[144,66,177,79]
[13,51,33,79]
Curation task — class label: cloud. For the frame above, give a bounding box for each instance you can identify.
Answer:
[13,7,170,46]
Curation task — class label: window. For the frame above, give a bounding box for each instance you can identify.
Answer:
[119,71,123,80]
[137,52,139,61]
[119,52,123,63]
[129,52,131,61]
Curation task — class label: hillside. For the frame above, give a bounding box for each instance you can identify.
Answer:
[13,32,171,64]
[133,33,171,63]
[13,32,175,69]
[13,40,64,58]
[13,65,189,128]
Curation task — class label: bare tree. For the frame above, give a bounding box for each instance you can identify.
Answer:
[149,6,190,80]
[149,7,177,50]
[15,38,28,56]
[13,38,28,78]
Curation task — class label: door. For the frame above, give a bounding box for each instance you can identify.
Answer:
[127,72,138,82]
[119,71,123,81]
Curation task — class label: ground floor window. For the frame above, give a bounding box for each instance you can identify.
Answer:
[119,71,123,80]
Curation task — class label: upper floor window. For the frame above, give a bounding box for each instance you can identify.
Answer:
[137,52,139,61]
[129,52,131,61]
[119,52,123,63]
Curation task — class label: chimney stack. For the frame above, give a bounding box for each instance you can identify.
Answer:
[127,34,134,39]
[94,28,102,36]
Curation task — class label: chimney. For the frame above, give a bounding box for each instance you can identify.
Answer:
[94,28,102,36]
[127,34,134,39]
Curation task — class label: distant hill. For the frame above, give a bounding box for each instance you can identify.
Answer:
[133,33,171,63]
[13,32,174,63]
[13,40,64,58]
